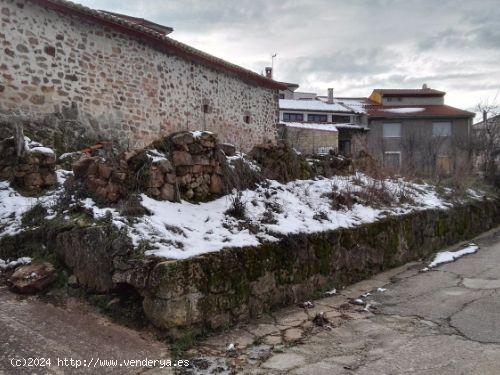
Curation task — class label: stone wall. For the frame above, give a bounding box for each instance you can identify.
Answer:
[280,125,339,155]
[0,0,278,151]
[118,198,500,336]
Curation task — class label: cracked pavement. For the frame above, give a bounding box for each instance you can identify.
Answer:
[187,227,500,374]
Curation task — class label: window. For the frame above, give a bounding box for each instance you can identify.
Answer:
[283,113,304,122]
[244,115,251,124]
[383,123,401,138]
[307,114,327,122]
[339,140,351,155]
[202,104,209,113]
[279,93,285,99]
[331,115,350,123]
[433,122,452,137]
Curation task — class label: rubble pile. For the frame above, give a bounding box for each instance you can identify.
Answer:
[72,156,128,203]
[72,131,229,203]
[0,137,57,193]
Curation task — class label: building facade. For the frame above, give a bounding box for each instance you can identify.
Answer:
[0,0,285,151]
[365,87,475,174]
[278,88,367,155]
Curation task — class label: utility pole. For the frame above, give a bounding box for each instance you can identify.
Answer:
[271,53,277,72]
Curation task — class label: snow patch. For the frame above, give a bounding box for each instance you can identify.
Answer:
[0,257,32,270]
[383,107,425,114]
[280,122,338,132]
[147,149,168,163]
[422,244,479,271]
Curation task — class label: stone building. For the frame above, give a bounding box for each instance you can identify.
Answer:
[0,0,285,151]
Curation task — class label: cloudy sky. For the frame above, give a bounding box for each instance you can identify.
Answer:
[78,0,500,112]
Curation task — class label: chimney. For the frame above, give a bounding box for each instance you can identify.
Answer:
[483,110,488,124]
[422,83,428,89]
[265,67,273,79]
[327,88,334,104]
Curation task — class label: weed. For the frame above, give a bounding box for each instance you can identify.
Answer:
[21,203,47,227]
[225,192,246,219]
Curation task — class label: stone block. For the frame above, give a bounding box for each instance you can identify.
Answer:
[192,155,210,166]
[160,183,175,201]
[8,262,57,294]
[24,172,44,187]
[172,151,192,166]
[220,143,236,156]
[210,174,223,194]
[171,132,194,146]
[147,168,164,188]
[97,163,113,179]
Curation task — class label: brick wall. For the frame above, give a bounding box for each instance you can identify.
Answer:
[0,0,278,151]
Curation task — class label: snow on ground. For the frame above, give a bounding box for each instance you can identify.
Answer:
[0,257,31,270]
[80,173,477,260]
[0,170,71,238]
[422,244,479,271]
[0,169,489,261]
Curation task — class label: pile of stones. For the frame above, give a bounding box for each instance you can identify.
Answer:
[72,131,229,203]
[72,156,128,203]
[0,137,57,193]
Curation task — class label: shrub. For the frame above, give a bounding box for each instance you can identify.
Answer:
[21,203,47,227]
[225,192,246,219]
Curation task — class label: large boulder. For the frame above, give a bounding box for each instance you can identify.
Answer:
[55,226,133,292]
[8,262,57,294]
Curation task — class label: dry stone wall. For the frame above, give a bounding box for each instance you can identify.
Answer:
[116,198,500,336]
[0,0,278,151]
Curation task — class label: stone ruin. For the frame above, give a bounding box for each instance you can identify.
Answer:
[72,131,231,203]
[0,135,57,193]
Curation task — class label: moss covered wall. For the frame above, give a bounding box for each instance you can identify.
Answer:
[132,199,500,335]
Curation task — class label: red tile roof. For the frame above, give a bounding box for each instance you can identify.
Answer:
[30,0,287,90]
[367,105,475,119]
[98,11,174,35]
[373,88,445,97]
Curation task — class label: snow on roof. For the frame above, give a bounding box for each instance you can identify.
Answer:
[280,122,338,132]
[280,122,367,131]
[382,107,425,114]
[280,99,355,113]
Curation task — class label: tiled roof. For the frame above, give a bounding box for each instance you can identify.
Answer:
[367,105,475,119]
[30,0,287,90]
[98,11,174,35]
[373,88,445,97]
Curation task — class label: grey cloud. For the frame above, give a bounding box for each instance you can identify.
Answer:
[75,0,500,108]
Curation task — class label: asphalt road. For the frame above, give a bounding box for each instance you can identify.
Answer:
[189,227,500,374]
